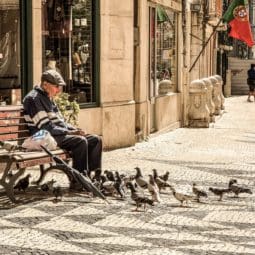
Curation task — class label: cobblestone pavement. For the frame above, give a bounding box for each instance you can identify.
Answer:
[1,95,255,255]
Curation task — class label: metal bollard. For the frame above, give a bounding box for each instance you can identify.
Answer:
[188,79,210,128]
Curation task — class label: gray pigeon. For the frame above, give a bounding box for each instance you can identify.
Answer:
[126,182,154,211]
[14,174,31,191]
[192,183,208,202]
[134,167,149,189]
[41,179,56,192]
[53,186,63,201]
[228,179,252,197]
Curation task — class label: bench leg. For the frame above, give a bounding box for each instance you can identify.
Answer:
[34,164,47,185]
[1,182,17,203]
[35,164,74,185]
[0,160,25,203]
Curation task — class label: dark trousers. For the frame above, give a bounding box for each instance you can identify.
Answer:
[54,134,102,174]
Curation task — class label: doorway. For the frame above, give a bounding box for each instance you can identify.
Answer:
[148,6,157,133]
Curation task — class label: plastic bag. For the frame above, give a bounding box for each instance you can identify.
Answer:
[22,130,57,151]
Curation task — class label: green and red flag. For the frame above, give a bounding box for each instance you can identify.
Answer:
[223,0,254,47]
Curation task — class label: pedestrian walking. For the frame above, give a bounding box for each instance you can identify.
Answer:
[247,64,255,102]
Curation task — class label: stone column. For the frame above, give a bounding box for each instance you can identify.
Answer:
[201,78,215,123]
[188,80,210,128]
[214,75,225,110]
[209,76,221,115]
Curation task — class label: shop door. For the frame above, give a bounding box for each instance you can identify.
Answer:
[148,6,157,133]
[0,0,21,105]
[41,0,97,105]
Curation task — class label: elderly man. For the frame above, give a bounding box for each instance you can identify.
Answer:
[23,69,102,180]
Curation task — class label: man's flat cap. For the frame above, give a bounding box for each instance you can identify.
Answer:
[41,69,66,86]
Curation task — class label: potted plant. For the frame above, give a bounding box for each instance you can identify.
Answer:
[55,93,80,127]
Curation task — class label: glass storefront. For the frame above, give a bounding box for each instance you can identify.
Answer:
[149,5,177,96]
[156,7,176,88]
[41,0,95,104]
[0,0,21,105]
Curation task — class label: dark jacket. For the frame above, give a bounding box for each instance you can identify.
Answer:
[23,86,75,136]
[248,68,255,80]
[247,67,255,86]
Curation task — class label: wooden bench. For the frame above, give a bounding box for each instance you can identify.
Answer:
[0,106,72,203]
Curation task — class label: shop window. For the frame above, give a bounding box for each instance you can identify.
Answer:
[41,0,96,104]
[149,5,177,96]
[156,6,177,92]
[0,0,21,105]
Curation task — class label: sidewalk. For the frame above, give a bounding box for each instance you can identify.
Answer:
[1,95,255,255]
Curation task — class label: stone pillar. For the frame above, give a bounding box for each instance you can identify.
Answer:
[188,80,210,128]
[224,70,231,97]
[209,76,221,115]
[201,78,215,123]
[214,75,225,110]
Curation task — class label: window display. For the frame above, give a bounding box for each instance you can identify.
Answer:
[156,6,176,91]
[41,0,94,104]
[0,0,21,105]
[149,5,177,96]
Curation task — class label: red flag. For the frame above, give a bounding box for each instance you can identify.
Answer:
[223,0,254,47]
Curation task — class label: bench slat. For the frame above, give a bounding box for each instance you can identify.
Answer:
[0,128,29,134]
[0,128,27,134]
[0,116,24,121]
[0,112,23,118]
[0,132,30,142]
[0,123,27,128]
[0,149,69,168]
[18,154,69,168]
[0,149,68,161]
[0,108,29,142]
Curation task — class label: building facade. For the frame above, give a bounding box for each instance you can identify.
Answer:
[0,0,222,149]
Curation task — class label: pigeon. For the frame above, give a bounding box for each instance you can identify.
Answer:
[53,186,62,201]
[0,141,21,152]
[114,171,126,198]
[6,170,14,180]
[104,170,115,182]
[228,179,253,197]
[126,182,154,211]
[159,171,170,182]
[14,174,31,191]
[92,168,102,183]
[134,167,149,189]
[148,174,161,203]
[152,169,171,192]
[170,186,193,206]
[192,183,208,202]
[120,174,135,186]
[41,179,56,192]
[101,175,117,196]
[91,169,103,190]
[209,187,230,201]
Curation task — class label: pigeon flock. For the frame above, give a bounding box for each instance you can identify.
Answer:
[12,166,253,209]
[91,167,253,210]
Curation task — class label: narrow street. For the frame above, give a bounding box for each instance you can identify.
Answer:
[1,95,255,255]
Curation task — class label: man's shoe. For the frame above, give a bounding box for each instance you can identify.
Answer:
[248,98,253,102]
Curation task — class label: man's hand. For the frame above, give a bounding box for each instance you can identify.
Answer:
[67,129,86,136]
